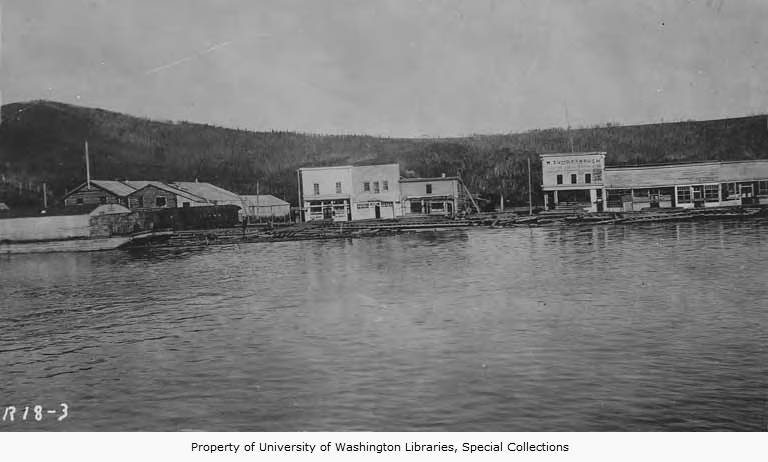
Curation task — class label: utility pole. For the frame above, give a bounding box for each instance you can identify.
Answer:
[564,102,574,153]
[42,182,47,209]
[0,2,3,127]
[85,140,91,189]
[296,169,303,223]
[528,157,533,216]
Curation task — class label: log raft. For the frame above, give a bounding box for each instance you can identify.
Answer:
[125,205,767,249]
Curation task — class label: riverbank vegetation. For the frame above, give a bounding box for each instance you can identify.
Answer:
[3,100,768,213]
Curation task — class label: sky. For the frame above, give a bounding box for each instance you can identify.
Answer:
[1,0,767,137]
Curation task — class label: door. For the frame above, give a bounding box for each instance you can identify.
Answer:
[740,184,754,205]
[447,202,453,216]
[692,186,705,208]
[374,204,381,219]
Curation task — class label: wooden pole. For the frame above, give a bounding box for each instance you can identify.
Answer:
[42,182,47,209]
[528,157,533,216]
[563,101,575,153]
[85,140,91,189]
[296,169,302,223]
[0,3,3,127]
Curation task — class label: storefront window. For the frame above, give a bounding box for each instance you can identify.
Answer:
[704,184,719,201]
[759,181,768,195]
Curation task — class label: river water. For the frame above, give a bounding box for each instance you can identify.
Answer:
[1,221,766,431]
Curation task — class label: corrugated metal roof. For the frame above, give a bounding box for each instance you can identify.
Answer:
[240,195,289,207]
[172,182,241,202]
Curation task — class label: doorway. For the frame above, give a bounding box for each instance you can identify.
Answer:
[740,184,754,205]
[374,204,381,219]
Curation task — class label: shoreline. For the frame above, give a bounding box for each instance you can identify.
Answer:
[123,205,768,250]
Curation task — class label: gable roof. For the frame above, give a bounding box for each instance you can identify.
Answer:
[125,181,207,203]
[0,202,10,211]
[63,180,138,199]
[171,182,241,202]
[240,195,289,207]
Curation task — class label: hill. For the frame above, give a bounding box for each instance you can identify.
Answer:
[2,100,768,212]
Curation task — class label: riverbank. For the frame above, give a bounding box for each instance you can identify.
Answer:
[122,205,768,250]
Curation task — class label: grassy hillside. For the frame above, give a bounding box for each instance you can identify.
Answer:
[2,100,768,212]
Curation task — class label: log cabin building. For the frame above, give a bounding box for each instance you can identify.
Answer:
[63,180,136,208]
[63,180,240,212]
[124,181,207,210]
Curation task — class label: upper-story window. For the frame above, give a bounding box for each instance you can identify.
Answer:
[585,173,591,184]
[373,181,380,193]
[383,180,389,191]
[156,196,167,207]
[313,183,320,195]
[426,184,432,194]
[571,174,577,184]
[556,175,563,185]
[363,182,370,192]
[336,182,342,194]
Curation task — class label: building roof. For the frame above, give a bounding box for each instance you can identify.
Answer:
[171,181,241,203]
[604,159,768,188]
[299,163,399,171]
[62,179,138,198]
[399,176,460,183]
[540,151,606,158]
[0,202,9,211]
[125,181,207,202]
[240,195,290,207]
[299,165,353,171]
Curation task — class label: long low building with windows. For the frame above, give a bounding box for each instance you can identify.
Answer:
[541,152,768,213]
[603,160,768,211]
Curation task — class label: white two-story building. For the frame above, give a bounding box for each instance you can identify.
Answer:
[540,152,606,212]
[298,163,402,221]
